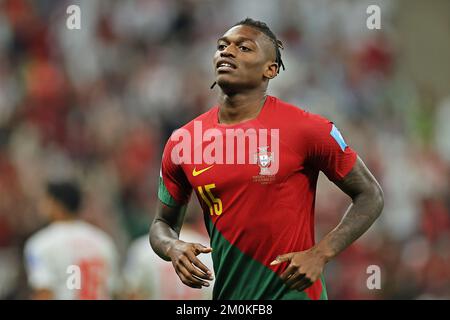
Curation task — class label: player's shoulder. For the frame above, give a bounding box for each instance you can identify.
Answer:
[269,96,331,128]
[78,221,117,249]
[24,224,60,254]
[33,221,115,249]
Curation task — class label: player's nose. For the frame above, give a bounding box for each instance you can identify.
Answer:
[220,45,236,58]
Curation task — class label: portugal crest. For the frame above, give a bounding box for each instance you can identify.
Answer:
[254,146,273,176]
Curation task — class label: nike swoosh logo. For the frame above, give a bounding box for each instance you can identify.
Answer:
[192,165,214,177]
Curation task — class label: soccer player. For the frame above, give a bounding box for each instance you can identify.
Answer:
[150,18,384,300]
[24,181,119,300]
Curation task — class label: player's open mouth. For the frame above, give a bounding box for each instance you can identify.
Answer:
[216,59,237,72]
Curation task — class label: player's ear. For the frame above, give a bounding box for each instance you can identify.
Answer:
[264,62,278,79]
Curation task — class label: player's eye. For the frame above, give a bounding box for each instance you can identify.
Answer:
[239,46,250,52]
[217,44,227,50]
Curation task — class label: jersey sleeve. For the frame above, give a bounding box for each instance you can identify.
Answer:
[24,239,56,291]
[158,133,192,207]
[303,114,357,181]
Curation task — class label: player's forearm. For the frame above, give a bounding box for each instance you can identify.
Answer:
[314,185,384,262]
[149,218,182,261]
[150,202,188,261]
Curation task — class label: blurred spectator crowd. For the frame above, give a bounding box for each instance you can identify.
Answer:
[0,0,448,299]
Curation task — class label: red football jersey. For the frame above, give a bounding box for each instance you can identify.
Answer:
[158,95,357,299]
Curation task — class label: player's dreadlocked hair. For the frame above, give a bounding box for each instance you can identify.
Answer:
[211,18,285,89]
[233,18,285,74]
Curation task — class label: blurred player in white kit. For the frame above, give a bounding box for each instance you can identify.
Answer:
[123,223,214,299]
[24,181,120,300]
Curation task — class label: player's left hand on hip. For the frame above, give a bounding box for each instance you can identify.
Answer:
[270,248,326,292]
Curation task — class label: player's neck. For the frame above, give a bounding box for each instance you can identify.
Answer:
[218,90,267,125]
[53,211,78,222]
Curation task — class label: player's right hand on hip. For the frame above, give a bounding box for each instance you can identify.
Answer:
[167,240,214,289]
